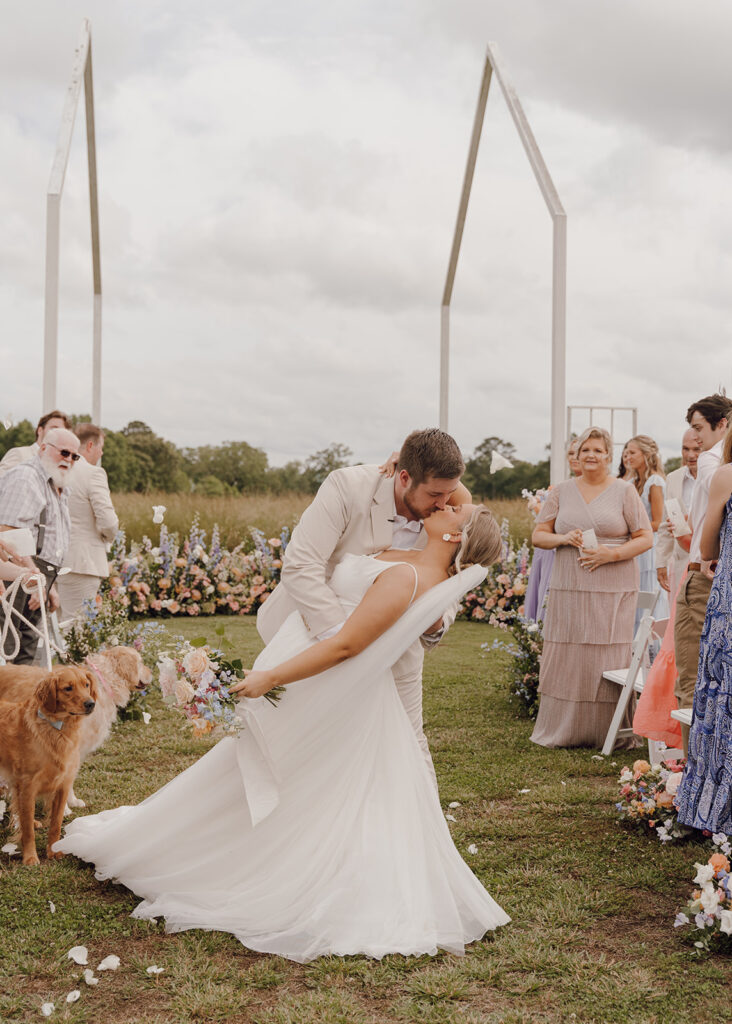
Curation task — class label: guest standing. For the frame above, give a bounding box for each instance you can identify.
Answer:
[622,434,668,620]
[57,424,119,620]
[655,428,701,594]
[674,392,732,753]
[675,427,732,831]
[0,410,70,476]
[530,427,652,748]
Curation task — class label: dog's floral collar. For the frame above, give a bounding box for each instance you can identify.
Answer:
[37,709,64,731]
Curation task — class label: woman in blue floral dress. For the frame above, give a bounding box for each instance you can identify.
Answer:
[675,432,732,832]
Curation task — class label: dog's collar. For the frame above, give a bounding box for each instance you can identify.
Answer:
[85,655,115,700]
[37,709,64,731]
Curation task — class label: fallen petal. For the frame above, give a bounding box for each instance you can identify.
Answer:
[0,798,6,818]
[97,955,121,971]
[518,789,530,794]
[65,991,81,1004]
[448,801,461,809]
[591,755,604,761]
[142,712,152,725]
[40,1003,54,1017]
[1,842,18,855]
[445,813,457,822]
[146,965,165,974]
[467,843,478,855]
[67,946,88,966]
[48,901,56,914]
[82,968,98,986]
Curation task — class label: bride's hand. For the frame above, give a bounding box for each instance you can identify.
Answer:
[230,669,277,699]
[378,451,400,478]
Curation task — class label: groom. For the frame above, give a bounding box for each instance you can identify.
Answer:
[257,428,469,778]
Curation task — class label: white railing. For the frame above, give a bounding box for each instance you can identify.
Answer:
[441,42,567,484]
[43,18,102,424]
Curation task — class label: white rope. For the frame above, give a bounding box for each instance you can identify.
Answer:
[0,573,65,667]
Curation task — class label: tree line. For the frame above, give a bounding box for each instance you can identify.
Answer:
[0,419,549,498]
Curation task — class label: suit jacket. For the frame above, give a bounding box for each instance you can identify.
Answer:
[655,466,692,572]
[257,464,460,646]
[64,457,119,577]
[0,443,38,476]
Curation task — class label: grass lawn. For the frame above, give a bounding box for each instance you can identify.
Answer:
[1,618,729,1023]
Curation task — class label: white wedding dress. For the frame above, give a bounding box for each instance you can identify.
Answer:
[55,554,509,962]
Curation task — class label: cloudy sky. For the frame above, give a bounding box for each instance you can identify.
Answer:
[1,0,731,469]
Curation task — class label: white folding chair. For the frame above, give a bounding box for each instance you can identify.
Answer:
[0,574,65,669]
[600,591,661,757]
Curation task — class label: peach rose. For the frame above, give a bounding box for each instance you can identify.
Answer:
[664,771,683,796]
[710,853,731,874]
[183,648,210,680]
[174,679,195,706]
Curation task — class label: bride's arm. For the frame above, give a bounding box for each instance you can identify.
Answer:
[231,564,418,698]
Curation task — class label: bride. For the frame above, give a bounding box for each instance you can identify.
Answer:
[55,503,510,962]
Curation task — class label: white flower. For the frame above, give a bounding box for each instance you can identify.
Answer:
[674,912,690,928]
[97,955,121,971]
[1,842,18,855]
[40,1003,54,1017]
[693,863,715,886]
[445,814,457,822]
[719,909,732,935]
[67,946,88,966]
[146,965,165,974]
[152,505,166,524]
[448,801,461,809]
[48,901,55,914]
[527,622,539,633]
[158,657,178,698]
[108,635,119,647]
[174,679,195,706]
[82,969,98,986]
[713,832,729,847]
[619,769,633,784]
[664,772,683,797]
[65,991,81,1004]
[142,712,151,725]
[700,885,721,914]
[467,844,478,855]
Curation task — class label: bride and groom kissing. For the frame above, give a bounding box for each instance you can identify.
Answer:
[56,428,511,961]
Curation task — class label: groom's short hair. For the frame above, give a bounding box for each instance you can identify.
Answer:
[398,429,465,484]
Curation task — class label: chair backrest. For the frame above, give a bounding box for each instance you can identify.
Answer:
[651,616,669,642]
[637,590,659,613]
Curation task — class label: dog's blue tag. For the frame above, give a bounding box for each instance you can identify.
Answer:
[37,709,64,731]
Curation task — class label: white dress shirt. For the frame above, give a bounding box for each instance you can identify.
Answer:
[689,439,724,564]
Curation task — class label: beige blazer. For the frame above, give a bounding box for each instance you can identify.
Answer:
[0,443,38,476]
[655,466,692,572]
[64,457,119,577]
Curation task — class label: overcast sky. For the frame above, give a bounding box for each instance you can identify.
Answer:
[1,0,731,468]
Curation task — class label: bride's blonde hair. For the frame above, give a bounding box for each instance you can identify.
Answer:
[450,505,502,576]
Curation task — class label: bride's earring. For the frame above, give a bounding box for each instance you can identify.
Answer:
[442,532,462,543]
[442,534,452,542]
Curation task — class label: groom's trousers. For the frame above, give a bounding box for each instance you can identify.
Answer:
[392,640,438,791]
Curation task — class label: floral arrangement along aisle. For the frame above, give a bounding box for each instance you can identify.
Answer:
[614,758,690,843]
[457,520,530,624]
[675,834,732,954]
[105,517,289,617]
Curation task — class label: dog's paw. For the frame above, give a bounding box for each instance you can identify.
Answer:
[67,795,86,809]
[22,852,40,866]
[46,847,64,861]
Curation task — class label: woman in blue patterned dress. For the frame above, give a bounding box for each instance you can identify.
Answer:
[675,430,732,832]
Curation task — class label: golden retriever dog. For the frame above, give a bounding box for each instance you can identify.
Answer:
[0,666,97,865]
[0,646,152,808]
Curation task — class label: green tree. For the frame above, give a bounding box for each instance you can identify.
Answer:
[265,460,308,493]
[464,437,549,500]
[664,456,682,475]
[183,441,268,492]
[303,443,354,492]
[0,419,35,459]
[121,421,185,492]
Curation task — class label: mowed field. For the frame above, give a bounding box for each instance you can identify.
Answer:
[114,493,533,550]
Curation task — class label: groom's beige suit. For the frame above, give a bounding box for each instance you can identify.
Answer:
[257,464,455,777]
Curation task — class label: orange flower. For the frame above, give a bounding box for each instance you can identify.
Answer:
[710,853,731,874]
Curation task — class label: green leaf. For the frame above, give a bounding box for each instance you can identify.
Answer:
[190,636,208,648]
[230,658,243,671]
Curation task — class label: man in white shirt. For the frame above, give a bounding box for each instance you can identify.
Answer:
[0,410,70,476]
[656,428,701,593]
[674,393,732,752]
[57,424,119,620]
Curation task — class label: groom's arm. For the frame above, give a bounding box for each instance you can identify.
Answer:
[279,471,353,638]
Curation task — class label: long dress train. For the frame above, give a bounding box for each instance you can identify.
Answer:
[55,555,509,962]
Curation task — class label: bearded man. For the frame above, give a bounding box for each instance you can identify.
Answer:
[0,426,81,663]
[257,428,470,784]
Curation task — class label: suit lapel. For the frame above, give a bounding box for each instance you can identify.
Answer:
[370,474,396,552]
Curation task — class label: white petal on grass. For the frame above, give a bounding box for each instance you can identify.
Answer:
[142,712,152,724]
[48,901,56,914]
[591,755,604,761]
[65,991,81,1004]
[518,789,530,794]
[67,946,88,966]
[1,842,18,855]
[146,965,165,974]
[467,844,478,855]
[97,955,121,971]
[561,781,567,787]
[0,798,6,818]
[40,1003,54,1017]
[448,801,461,809]
[445,814,457,822]
[83,969,98,986]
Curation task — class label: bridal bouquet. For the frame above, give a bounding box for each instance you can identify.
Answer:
[158,641,282,737]
[675,834,732,954]
[615,758,690,842]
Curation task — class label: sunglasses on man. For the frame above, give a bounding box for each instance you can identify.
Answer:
[47,443,81,462]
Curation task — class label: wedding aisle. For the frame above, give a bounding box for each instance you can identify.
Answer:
[0,618,725,1024]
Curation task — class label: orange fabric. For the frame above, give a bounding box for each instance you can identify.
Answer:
[633,571,686,746]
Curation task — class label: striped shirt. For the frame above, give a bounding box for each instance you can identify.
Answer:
[0,455,71,565]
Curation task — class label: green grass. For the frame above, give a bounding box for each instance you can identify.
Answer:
[1,619,723,1023]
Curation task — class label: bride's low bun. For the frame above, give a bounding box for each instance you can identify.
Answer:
[449,506,502,575]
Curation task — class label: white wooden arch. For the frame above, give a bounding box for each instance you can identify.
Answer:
[441,42,567,484]
[43,18,102,424]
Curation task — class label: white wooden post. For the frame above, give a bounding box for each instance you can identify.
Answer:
[43,18,102,424]
[441,43,567,484]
